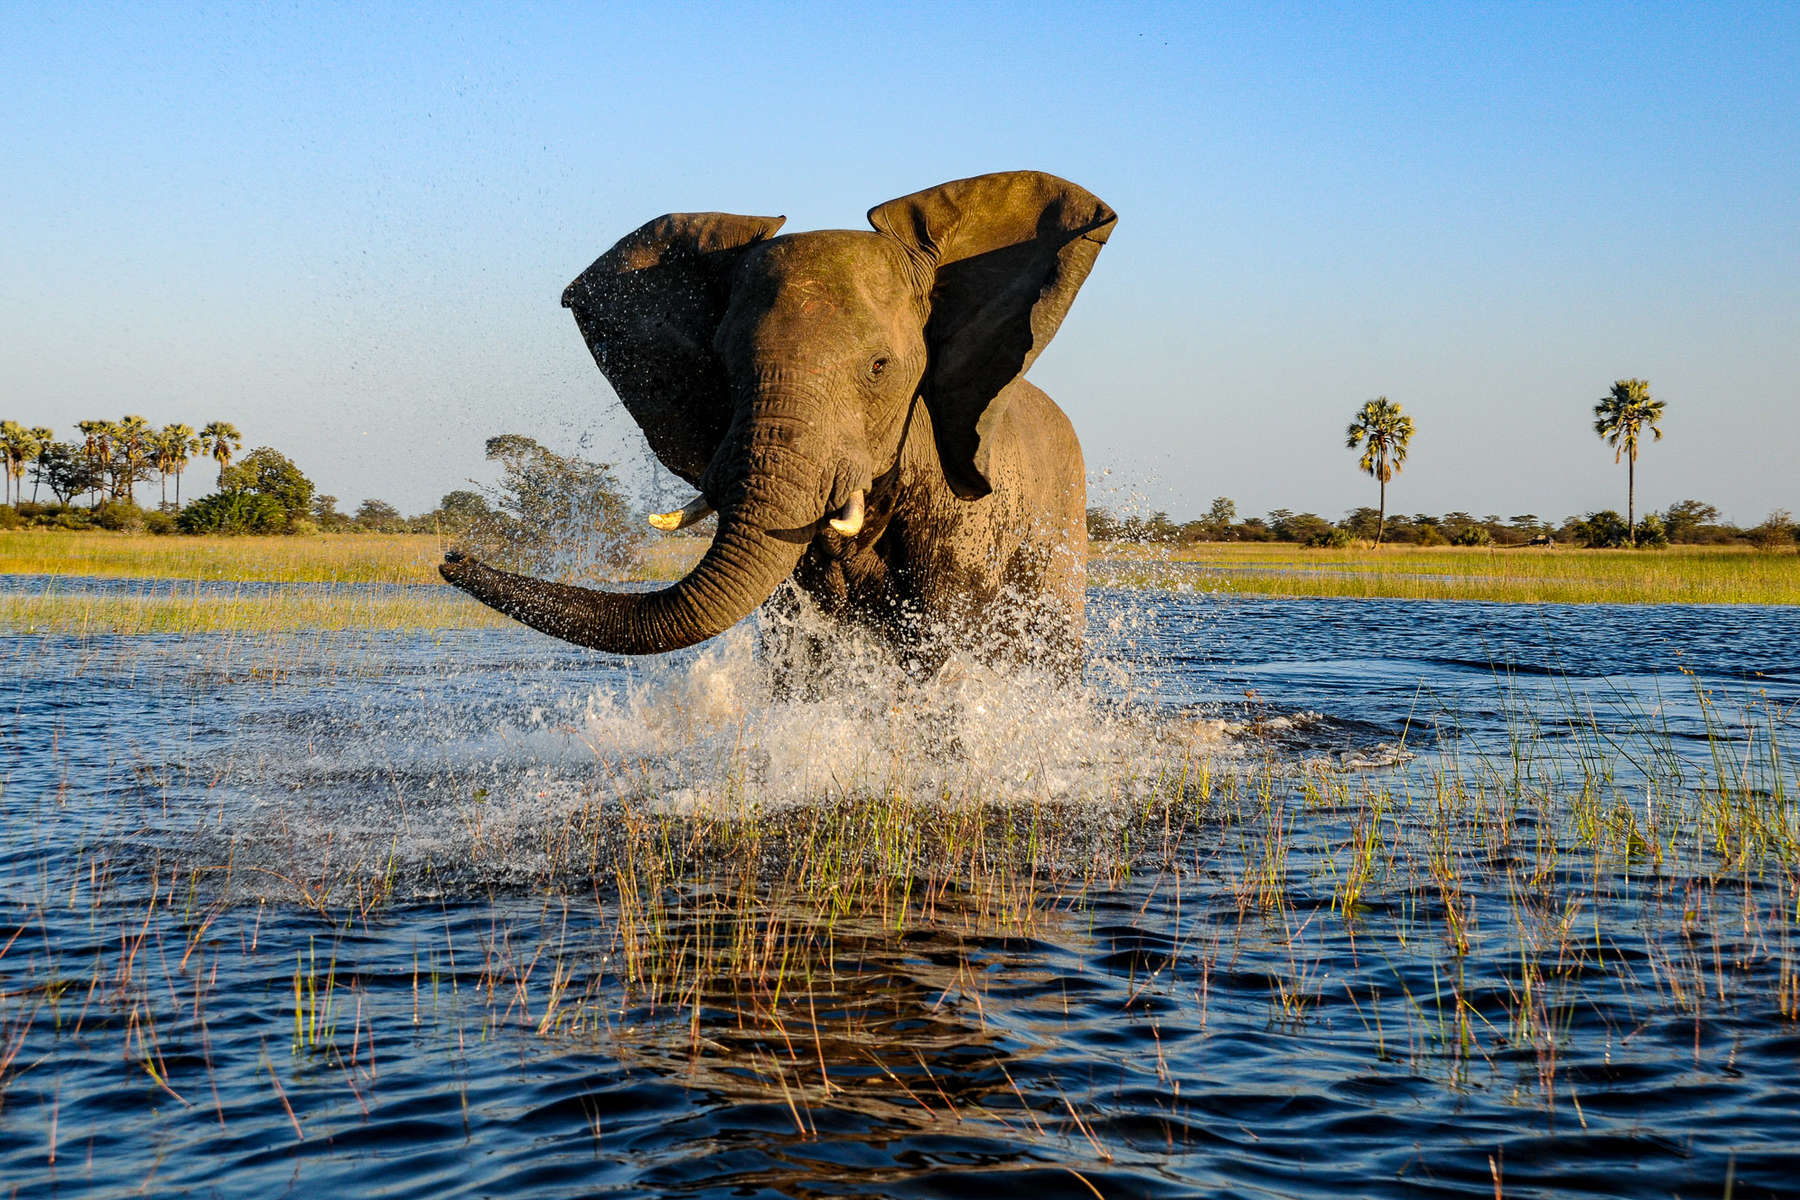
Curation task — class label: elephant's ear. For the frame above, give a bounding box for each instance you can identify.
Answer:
[869,171,1115,499]
[563,212,786,486]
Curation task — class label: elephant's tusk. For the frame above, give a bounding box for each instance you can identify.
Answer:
[828,490,865,537]
[647,495,714,532]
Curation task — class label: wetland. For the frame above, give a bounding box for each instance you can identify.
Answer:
[1,539,1797,1197]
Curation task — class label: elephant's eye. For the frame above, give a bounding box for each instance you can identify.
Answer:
[869,356,889,377]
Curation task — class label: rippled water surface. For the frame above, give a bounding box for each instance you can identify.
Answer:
[2,585,1798,1197]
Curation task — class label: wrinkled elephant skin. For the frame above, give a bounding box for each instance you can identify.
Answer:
[440,171,1116,677]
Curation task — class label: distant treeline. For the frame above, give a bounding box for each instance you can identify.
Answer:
[1089,499,1800,551]
[0,419,642,570]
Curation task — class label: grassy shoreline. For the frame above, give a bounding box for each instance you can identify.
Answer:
[0,531,1793,635]
[1094,539,1800,605]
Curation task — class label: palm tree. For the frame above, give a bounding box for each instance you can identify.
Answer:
[1345,396,1415,545]
[27,427,54,501]
[77,419,115,506]
[200,421,242,486]
[1592,378,1666,547]
[0,422,41,507]
[155,423,199,508]
[114,415,154,506]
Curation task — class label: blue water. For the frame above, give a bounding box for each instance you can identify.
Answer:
[1,586,1797,1197]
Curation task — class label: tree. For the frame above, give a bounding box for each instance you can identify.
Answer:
[77,419,116,505]
[155,423,199,507]
[31,442,96,505]
[469,435,642,578]
[432,490,495,536]
[0,422,41,507]
[218,446,314,527]
[1345,397,1415,545]
[1192,496,1237,541]
[112,415,155,505]
[311,494,353,532]
[1085,507,1122,541]
[199,421,243,485]
[1341,506,1383,541]
[26,427,53,501]
[1661,499,1720,544]
[1269,510,1334,544]
[1747,510,1796,552]
[353,498,406,532]
[1592,378,1665,547]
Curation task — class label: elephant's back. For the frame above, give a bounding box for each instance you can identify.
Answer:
[995,379,1085,518]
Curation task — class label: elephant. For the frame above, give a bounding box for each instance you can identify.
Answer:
[440,170,1116,678]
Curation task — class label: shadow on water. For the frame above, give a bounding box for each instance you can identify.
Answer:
[1,586,1798,1196]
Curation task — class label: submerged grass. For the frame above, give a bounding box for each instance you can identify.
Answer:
[1,643,1797,1186]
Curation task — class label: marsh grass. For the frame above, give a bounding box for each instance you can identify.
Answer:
[10,533,1795,622]
[0,529,708,586]
[6,680,1795,1155]
[0,582,515,634]
[1,551,1797,1175]
[1095,541,1800,605]
[0,530,709,633]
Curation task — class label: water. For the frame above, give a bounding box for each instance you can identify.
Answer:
[2,586,1798,1197]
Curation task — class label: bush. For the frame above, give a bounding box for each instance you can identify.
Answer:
[143,509,178,535]
[0,507,24,531]
[286,517,320,537]
[1748,510,1796,552]
[177,492,287,534]
[1306,527,1353,549]
[1451,525,1492,547]
[45,508,93,531]
[1572,510,1632,548]
[1634,513,1669,549]
[92,501,145,532]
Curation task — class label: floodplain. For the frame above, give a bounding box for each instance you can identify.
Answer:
[0,532,1796,1197]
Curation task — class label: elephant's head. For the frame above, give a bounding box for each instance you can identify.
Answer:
[440,170,1115,654]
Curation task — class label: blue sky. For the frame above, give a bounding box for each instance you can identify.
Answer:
[4,2,1796,523]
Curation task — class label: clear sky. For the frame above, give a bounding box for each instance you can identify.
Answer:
[4,1,1796,525]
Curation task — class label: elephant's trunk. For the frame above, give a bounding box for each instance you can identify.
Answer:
[441,398,828,655]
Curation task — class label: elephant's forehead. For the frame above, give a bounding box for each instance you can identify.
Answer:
[749,231,913,304]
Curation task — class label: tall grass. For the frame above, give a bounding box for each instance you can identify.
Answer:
[0,530,707,586]
[10,531,1794,606]
[0,583,513,634]
[1095,541,1800,605]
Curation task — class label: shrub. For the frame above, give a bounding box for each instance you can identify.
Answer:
[0,507,24,531]
[1634,513,1669,549]
[1306,526,1353,549]
[1747,510,1796,552]
[143,509,178,535]
[92,501,145,532]
[1451,525,1492,547]
[177,492,287,534]
[1572,510,1632,548]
